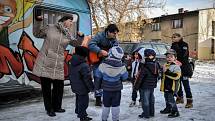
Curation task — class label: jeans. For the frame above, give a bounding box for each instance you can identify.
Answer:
[164,91,178,112]
[140,88,155,117]
[177,76,192,98]
[93,64,103,97]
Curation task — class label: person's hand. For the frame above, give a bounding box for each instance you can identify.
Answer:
[98,50,108,57]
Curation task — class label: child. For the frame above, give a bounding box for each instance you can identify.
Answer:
[129,47,144,107]
[69,46,94,121]
[160,49,181,118]
[94,46,128,121]
[134,48,160,119]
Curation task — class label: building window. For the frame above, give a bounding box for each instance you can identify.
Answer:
[172,19,183,29]
[151,23,160,31]
[33,6,78,38]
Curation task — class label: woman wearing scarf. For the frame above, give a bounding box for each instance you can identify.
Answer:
[33,15,84,117]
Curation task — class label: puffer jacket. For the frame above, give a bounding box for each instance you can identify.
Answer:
[160,62,181,93]
[68,54,94,95]
[33,24,82,80]
[94,58,128,91]
[134,59,160,90]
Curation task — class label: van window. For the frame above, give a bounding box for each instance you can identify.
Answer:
[33,7,78,38]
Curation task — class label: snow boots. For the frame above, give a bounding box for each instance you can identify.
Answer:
[185,98,193,108]
[176,97,184,104]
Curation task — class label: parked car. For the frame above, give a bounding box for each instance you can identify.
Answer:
[119,41,195,71]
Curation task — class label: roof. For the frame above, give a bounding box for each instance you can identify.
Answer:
[151,8,215,21]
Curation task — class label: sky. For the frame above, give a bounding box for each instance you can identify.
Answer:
[148,0,215,18]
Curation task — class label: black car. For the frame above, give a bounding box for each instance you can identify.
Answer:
[119,42,195,70]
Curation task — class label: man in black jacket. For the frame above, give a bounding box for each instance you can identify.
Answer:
[171,33,193,108]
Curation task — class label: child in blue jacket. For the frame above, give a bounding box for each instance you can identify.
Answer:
[95,46,128,121]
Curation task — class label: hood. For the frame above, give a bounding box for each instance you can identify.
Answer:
[103,58,124,67]
[70,54,86,66]
[132,47,145,59]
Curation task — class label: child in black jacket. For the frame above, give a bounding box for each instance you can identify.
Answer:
[134,49,161,119]
[69,46,94,121]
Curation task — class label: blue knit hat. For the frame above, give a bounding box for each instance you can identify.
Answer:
[108,46,124,59]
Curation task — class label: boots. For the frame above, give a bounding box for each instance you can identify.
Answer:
[168,111,180,118]
[160,107,171,114]
[176,97,184,104]
[95,96,102,106]
[185,98,193,108]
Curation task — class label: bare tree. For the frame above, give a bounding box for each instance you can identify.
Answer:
[88,0,166,32]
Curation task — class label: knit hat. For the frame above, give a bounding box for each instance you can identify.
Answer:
[108,46,124,59]
[75,46,89,57]
[144,48,156,57]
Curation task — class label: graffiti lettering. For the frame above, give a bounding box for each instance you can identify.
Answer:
[0,45,23,78]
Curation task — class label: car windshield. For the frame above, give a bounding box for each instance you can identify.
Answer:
[119,43,134,54]
[154,44,168,55]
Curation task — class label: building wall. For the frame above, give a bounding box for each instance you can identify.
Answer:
[143,15,199,58]
[198,9,215,60]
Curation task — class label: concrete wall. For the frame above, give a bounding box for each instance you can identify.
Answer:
[198,9,215,60]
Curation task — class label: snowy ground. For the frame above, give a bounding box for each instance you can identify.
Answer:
[0,61,215,121]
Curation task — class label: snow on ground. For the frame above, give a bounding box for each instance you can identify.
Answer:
[0,61,215,121]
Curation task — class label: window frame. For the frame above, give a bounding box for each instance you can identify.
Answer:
[151,23,161,31]
[172,19,183,29]
[33,6,79,38]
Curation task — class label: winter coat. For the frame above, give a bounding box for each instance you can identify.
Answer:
[68,54,94,95]
[32,23,83,80]
[134,60,160,90]
[94,58,128,91]
[88,31,118,54]
[171,40,193,77]
[160,62,181,93]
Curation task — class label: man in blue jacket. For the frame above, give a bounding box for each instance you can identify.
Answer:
[88,24,119,106]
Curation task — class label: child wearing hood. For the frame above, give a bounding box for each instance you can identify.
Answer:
[69,46,94,121]
[94,46,128,121]
[129,47,145,107]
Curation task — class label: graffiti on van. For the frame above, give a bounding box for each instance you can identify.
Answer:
[0,0,82,86]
